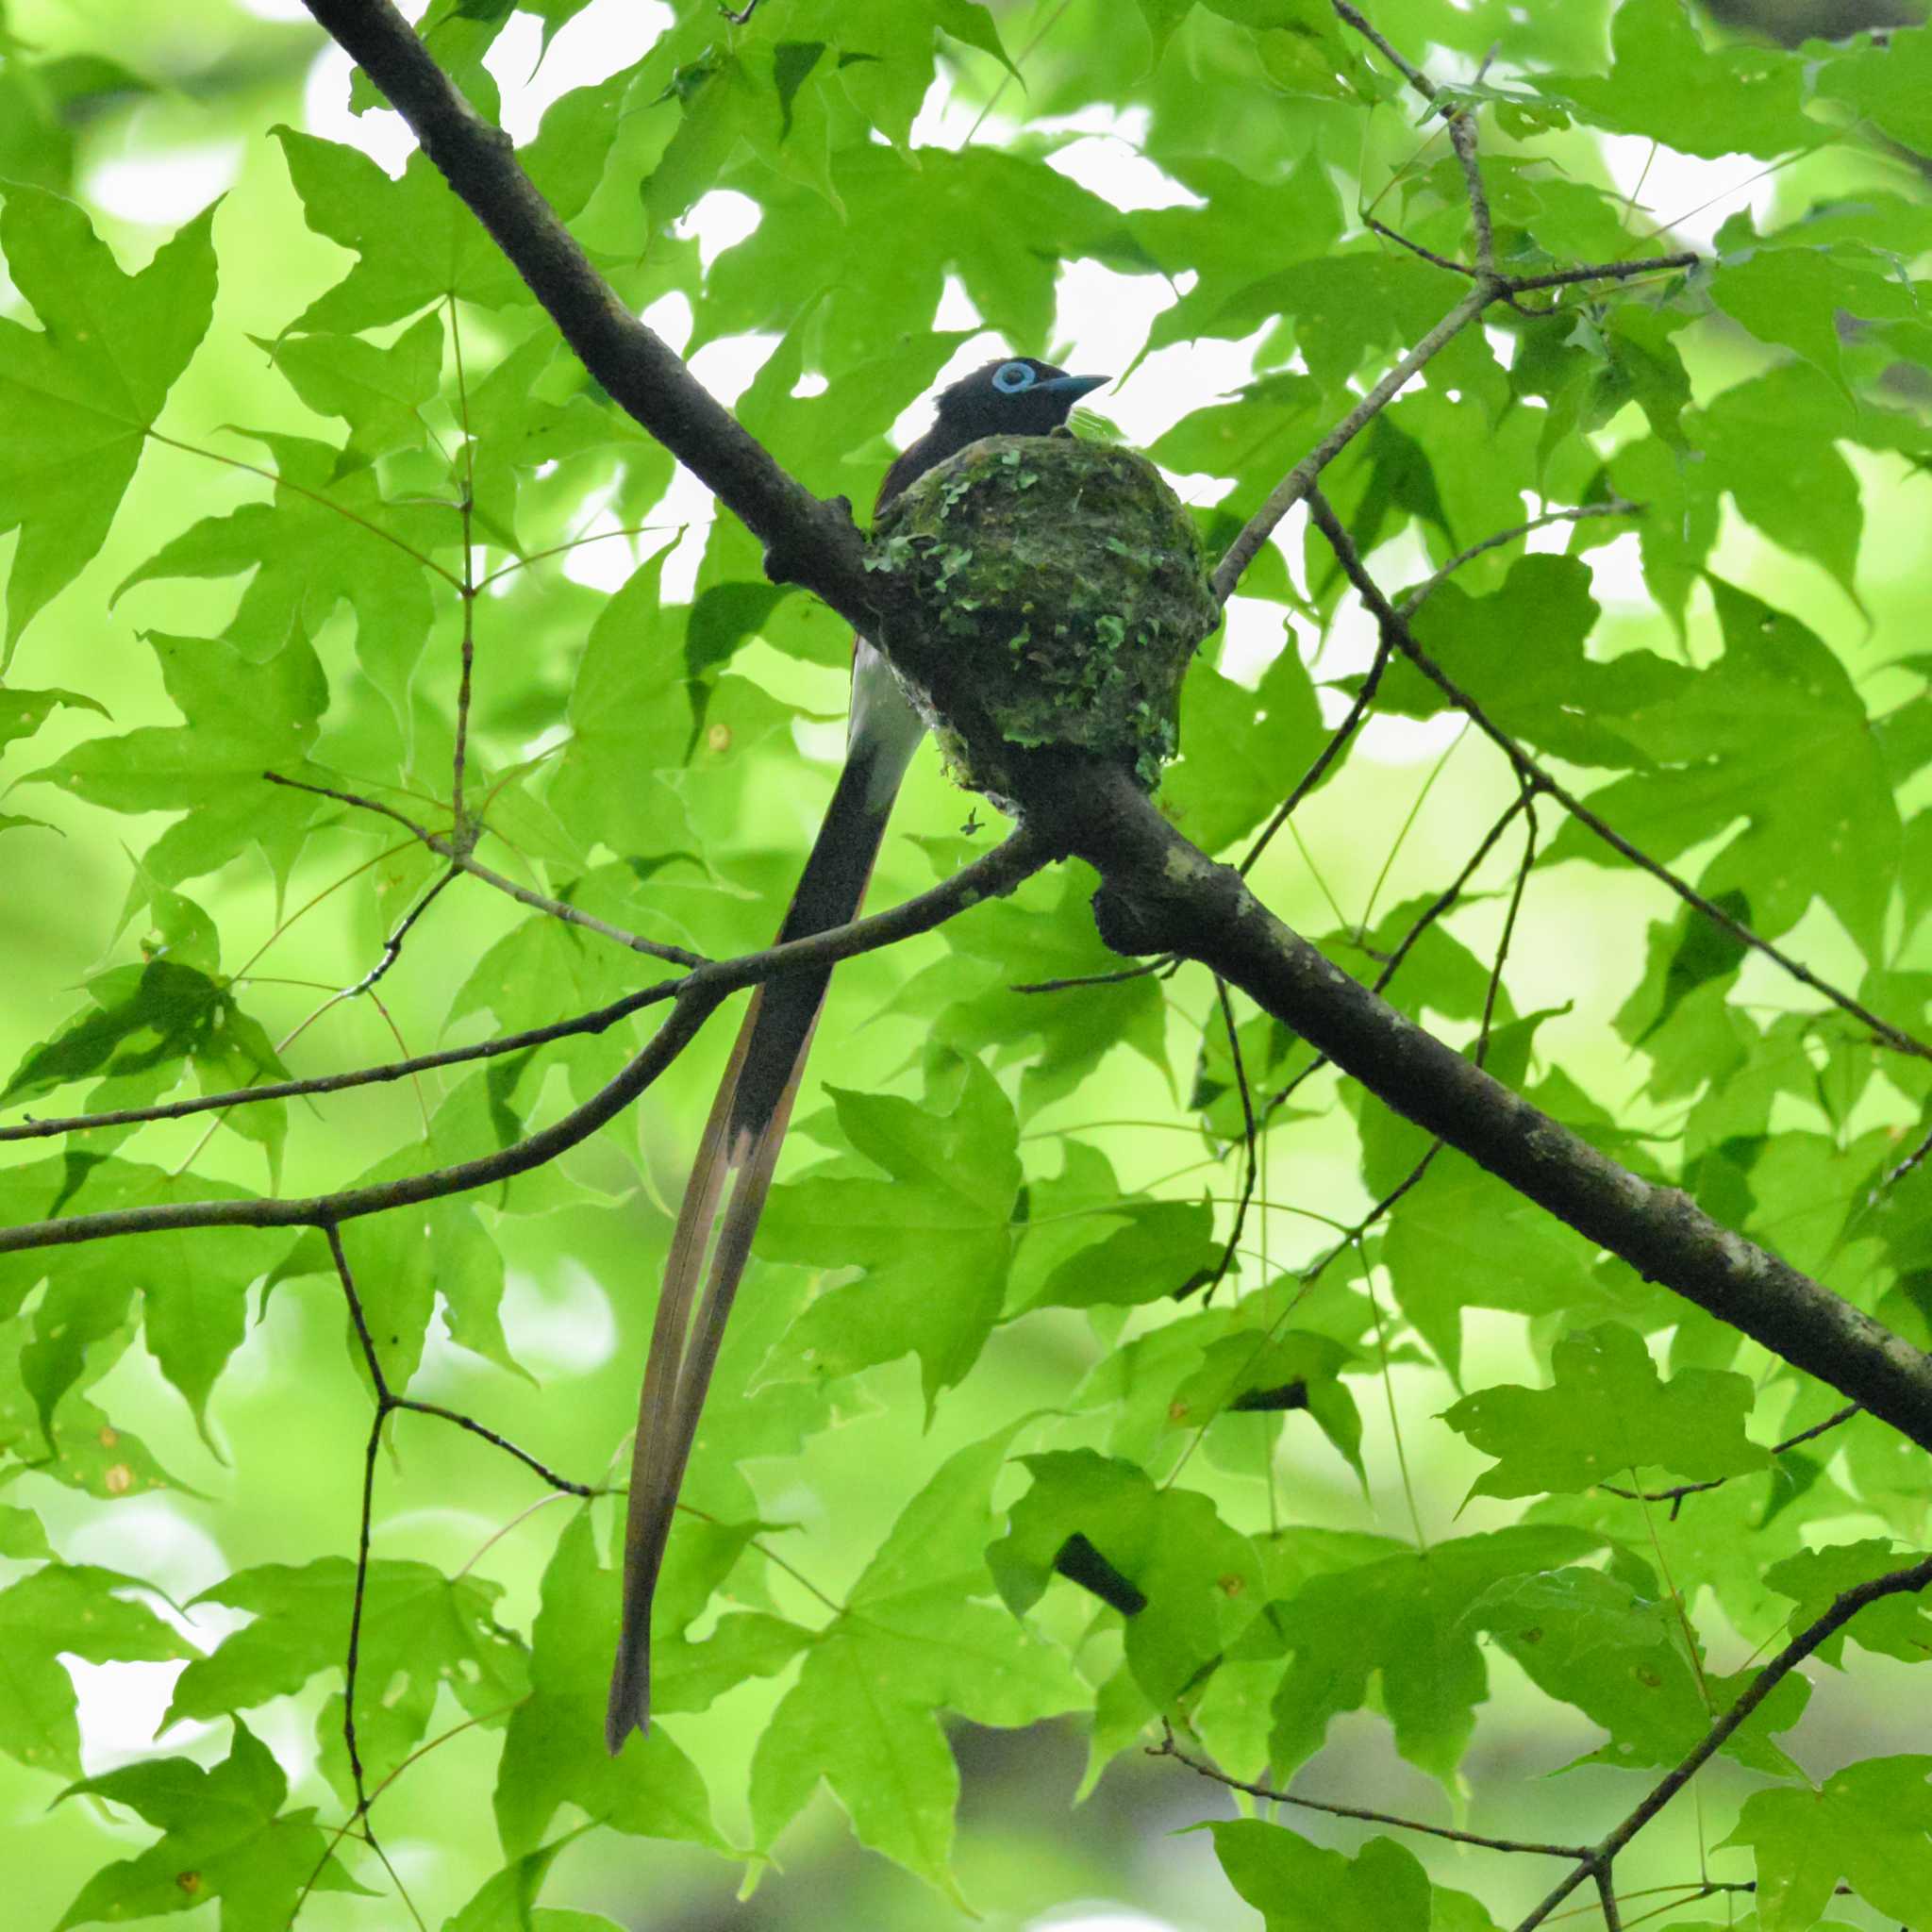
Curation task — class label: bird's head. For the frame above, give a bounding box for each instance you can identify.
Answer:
[934,357,1109,439]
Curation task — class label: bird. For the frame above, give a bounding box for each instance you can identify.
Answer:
[606,354,1108,1752]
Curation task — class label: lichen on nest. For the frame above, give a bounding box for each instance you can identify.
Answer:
[866,433,1220,801]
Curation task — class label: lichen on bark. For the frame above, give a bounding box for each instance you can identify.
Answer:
[867,433,1220,801]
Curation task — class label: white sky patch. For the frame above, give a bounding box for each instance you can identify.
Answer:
[1218,595,1295,687]
[84,138,244,225]
[1599,135,1780,252]
[304,40,418,176]
[934,273,983,333]
[1045,112,1201,213]
[909,74,989,151]
[487,0,673,144]
[681,188,761,273]
[1577,529,1651,610]
[65,1503,240,1768]
[639,289,693,353]
[688,330,780,409]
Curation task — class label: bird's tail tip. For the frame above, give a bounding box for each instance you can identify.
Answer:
[604,1659,652,1756]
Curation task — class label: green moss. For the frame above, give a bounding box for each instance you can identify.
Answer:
[868,434,1220,798]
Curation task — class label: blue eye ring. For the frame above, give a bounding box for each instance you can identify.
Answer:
[991,360,1036,393]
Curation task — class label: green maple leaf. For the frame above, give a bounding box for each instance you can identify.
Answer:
[988,1447,1262,1707]
[1815,23,1932,154]
[901,864,1170,1113]
[56,1719,368,1928]
[758,1055,1022,1406]
[700,144,1149,368]
[1469,1564,1807,1774]
[770,0,1018,152]
[1159,637,1325,856]
[0,185,215,657]
[751,1424,1084,1900]
[1541,0,1821,158]
[1721,1756,1932,1932]
[444,1826,610,1932]
[1208,1824,1442,1932]
[0,1155,271,1443]
[494,1511,734,1857]
[0,1312,185,1501]
[1371,554,1688,770]
[0,1562,192,1777]
[1764,1540,1932,1667]
[1378,1153,1642,1381]
[165,1557,528,1806]
[1546,577,1899,957]
[273,127,536,333]
[258,308,444,465]
[1444,1322,1769,1499]
[113,431,441,729]
[266,1068,587,1394]
[1689,361,1867,598]
[1266,1524,1601,1783]
[1148,370,1325,527]
[28,626,328,901]
[1022,1187,1220,1314]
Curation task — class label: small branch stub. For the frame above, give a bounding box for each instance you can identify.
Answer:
[870,435,1220,802]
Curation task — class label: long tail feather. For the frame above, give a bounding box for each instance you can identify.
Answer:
[607,676,921,1751]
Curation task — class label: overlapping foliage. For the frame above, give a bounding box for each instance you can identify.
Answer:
[1,1,1929,1927]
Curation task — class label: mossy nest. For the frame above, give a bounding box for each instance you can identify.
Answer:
[867,433,1220,801]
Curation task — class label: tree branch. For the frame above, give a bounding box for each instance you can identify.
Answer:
[1303,489,1932,1064]
[1511,1553,1932,1931]
[1010,755,1932,1453]
[262,769,706,970]
[287,0,1932,1470]
[0,830,1051,1242]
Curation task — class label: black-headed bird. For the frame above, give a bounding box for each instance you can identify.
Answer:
[607,355,1108,1751]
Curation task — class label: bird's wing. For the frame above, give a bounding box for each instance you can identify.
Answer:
[607,641,924,1752]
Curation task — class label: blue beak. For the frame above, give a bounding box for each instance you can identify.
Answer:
[1039,373,1109,400]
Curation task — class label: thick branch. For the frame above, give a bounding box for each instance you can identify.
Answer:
[1007,756,1932,1453]
[286,0,1930,1456]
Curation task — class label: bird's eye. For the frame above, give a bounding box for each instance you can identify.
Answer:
[991,360,1036,393]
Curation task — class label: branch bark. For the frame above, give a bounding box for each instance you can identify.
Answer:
[271,0,1932,1458]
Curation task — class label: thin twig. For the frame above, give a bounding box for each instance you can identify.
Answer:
[1211,283,1493,602]
[449,297,478,841]
[1303,489,1932,1065]
[1366,215,1475,277]
[0,983,675,1141]
[1403,502,1640,614]
[263,770,704,969]
[144,428,463,591]
[1593,1865,1623,1932]
[1264,790,1531,1133]
[1449,111,1495,273]
[1507,253,1698,292]
[1512,1554,1932,1932]
[347,865,460,1000]
[1196,977,1258,1302]
[0,830,1054,1253]
[326,1225,385,1823]
[1599,1402,1862,1510]
[1331,0,1438,103]
[391,1399,595,1496]
[1155,1724,1591,1858]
